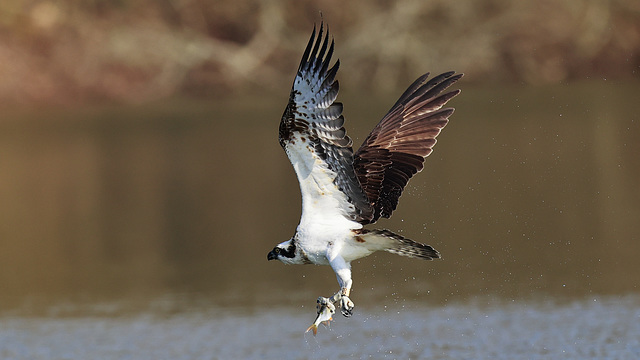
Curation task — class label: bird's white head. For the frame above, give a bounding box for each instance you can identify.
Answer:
[267,238,308,265]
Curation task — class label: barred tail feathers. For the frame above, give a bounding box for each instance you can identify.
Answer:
[356,229,440,260]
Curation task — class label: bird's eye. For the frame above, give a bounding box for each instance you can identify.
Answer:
[275,248,281,254]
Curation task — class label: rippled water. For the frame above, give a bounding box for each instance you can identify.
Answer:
[1,296,639,359]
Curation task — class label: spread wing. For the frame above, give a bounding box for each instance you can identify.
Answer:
[354,72,463,224]
[279,24,373,224]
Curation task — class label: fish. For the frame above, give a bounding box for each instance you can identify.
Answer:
[305,300,335,335]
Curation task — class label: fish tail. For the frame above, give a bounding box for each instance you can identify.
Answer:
[306,324,318,336]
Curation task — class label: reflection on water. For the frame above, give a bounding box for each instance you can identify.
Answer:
[0,81,639,315]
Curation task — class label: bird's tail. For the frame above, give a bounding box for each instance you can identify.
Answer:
[356,229,440,260]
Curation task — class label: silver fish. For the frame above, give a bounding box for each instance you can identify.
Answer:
[306,300,335,335]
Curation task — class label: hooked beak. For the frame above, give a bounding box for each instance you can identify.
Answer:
[267,250,278,261]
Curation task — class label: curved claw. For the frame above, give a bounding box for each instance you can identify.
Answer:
[340,295,354,317]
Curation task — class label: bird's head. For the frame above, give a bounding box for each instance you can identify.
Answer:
[267,238,305,264]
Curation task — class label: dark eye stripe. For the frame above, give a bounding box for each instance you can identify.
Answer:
[280,243,296,258]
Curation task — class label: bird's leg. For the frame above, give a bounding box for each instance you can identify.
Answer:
[330,286,354,317]
[327,251,355,317]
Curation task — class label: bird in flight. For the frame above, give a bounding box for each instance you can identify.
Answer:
[267,23,462,334]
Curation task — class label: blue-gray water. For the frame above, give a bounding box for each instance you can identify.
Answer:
[1,80,639,358]
[1,296,639,359]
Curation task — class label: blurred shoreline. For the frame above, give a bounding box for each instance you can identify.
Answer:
[1,0,639,107]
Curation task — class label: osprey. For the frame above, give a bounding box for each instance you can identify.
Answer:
[268,23,462,330]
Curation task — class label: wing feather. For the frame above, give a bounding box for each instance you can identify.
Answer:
[279,24,373,224]
[354,72,463,223]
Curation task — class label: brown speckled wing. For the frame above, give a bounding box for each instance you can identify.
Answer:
[354,72,463,224]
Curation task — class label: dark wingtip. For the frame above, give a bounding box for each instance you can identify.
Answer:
[300,21,337,75]
[298,25,317,71]
[448,72,464,83]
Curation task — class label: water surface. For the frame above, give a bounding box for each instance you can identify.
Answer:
[1,296,638,359]
[0,80,639,358]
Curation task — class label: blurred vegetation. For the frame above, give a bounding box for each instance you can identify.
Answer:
[1,0,639,105]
